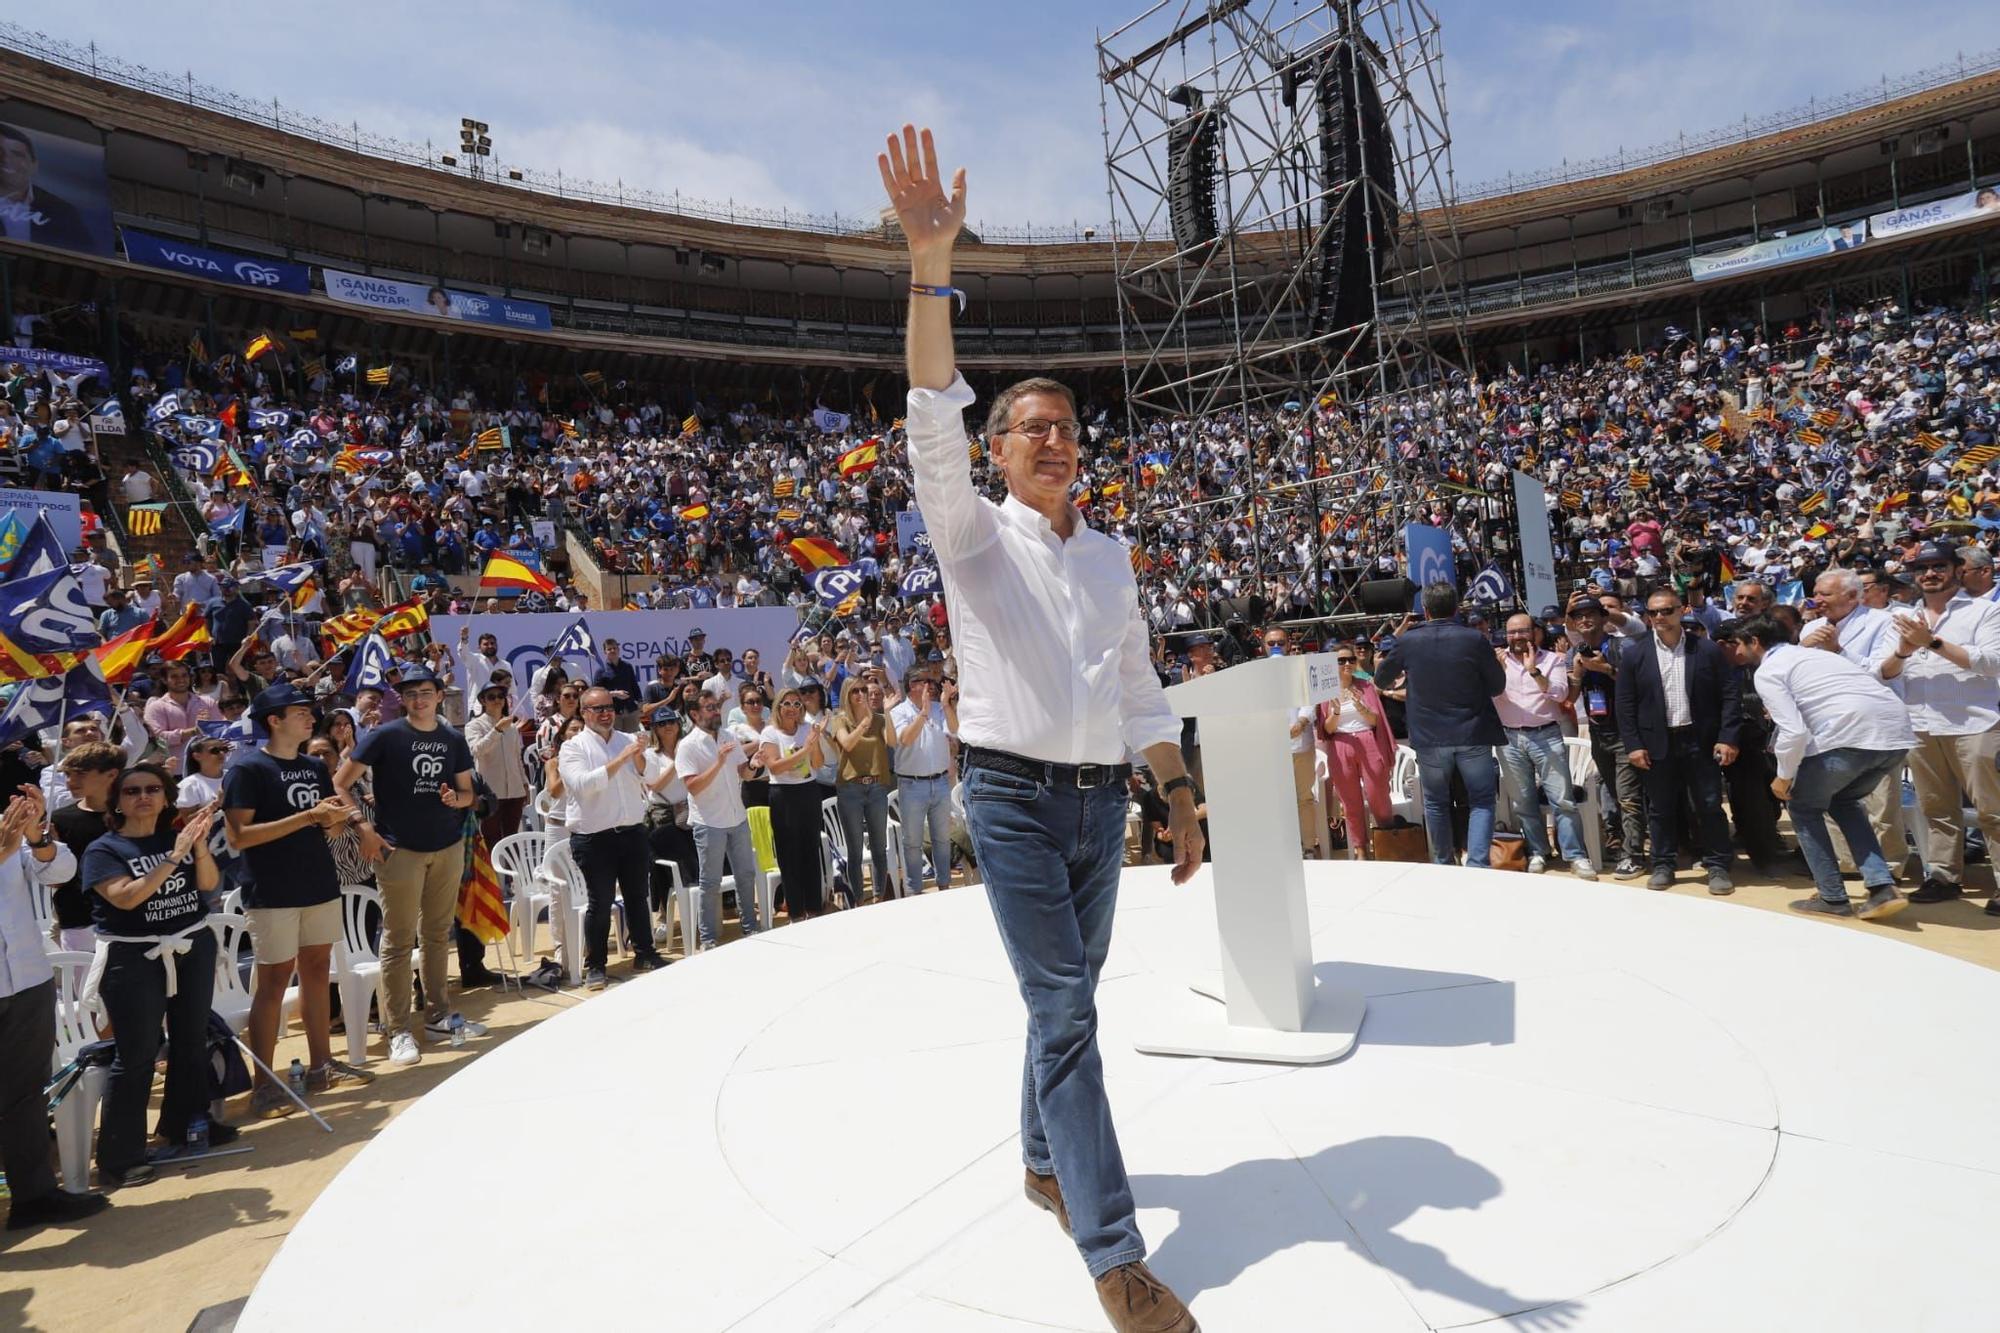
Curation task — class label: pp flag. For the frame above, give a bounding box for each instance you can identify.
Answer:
[548,614,600,667]
[810,566,865,610]
[147,391,182,425]
[285,428,318,452]
[1466,563,1514,606]
[249,406,291,431]
[258,562,321,599]
[0,565,104,658]
[343,632,396,695]
[898,565,942,599]
[0,657,112,748]
[5,511,70,580]
[811,406,850,435]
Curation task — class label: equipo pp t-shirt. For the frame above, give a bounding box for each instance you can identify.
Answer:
[222,748,340,909]
[352,718,474,852]
[82,828,208,937]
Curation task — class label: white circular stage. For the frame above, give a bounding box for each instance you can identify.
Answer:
[242,863,1999,1332]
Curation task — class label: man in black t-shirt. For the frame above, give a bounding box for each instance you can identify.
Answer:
[335,668,477,1069]
[227,683,384,1116]
[593,637,642,733]
[1562,592,1645,878]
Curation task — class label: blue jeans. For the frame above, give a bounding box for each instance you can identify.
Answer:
[691,819,761,947]
[1789,747,1904,902]
[836,780,893,898]
[896,773,953,893]
[964,762,1144,1279]
[1498,724,1586,863]
[1415,744,1499,867]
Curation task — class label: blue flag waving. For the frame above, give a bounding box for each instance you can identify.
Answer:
[897,565,942,600]
[548,614,600,667]
[1466,563,1515,606]
[147,391,182,424]
[249,407,292,432]
[343,632,395,695]
[256,561,321,596]
[173,442,220,474]
[811,566,865,609]
[0,658,111,747]
[0,565,104,655]
[209,505,248,541]
[4,511,69,581]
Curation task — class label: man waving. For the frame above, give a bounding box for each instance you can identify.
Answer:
[882,124,1203,1333]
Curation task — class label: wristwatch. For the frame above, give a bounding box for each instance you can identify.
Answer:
[1929,637,1944,651]
[1163,775,1197,801]
[26,833,49,849]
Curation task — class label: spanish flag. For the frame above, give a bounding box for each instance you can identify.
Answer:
[677,503,710,522]
[1876,491,1912,513]
[838,440,879,478]
[92,617,157,685]
[147,602,213,662]
[374,598,431,640]
[245,331,278,361]
[479,552,557,595]
[786,536,846,572]
[1804,521,1832,540]
[1718,554,1737,585]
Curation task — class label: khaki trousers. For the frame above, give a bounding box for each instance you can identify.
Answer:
[1291,749,1320,854]
[1905,725,2000,886]
[377,845,464,1035]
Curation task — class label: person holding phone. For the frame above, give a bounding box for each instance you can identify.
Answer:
[674,689,763,947]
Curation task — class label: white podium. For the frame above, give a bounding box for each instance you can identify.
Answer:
[1134,653,1367,1064]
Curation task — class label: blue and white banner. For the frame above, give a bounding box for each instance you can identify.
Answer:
[1869,188,2000,242]
[285,428,319,452]
[434,609,802,701]
[248,407,293,431]
[321,267,552,332]
[147,391,182,424]
[342,632,396,695]
[895,509,932,556]
[898,565,941,599]
[1,346,107,383]
[5,511,69,580]
[176,414,224,439]
[547,614,601,668]
[0,565,103,654]
[812,406,851,435]
[173,443,220,475]
[1466,563,1514,606]
[88,400,125,436]
[0,489,82,551]
[122,228,311,295]
[1403,523,1457,591]
[1688,222,1868,283]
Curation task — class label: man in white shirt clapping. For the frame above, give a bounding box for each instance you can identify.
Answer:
[889,672,957,895]
[557,688,670,990]
[674,690,764,949]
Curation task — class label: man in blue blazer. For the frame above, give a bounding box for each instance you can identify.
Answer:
[1379,582,1506,867]
[1614,586,1743,893]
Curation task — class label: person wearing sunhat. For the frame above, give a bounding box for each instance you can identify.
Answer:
[335,666,480,1066]
[226,683,384,1117]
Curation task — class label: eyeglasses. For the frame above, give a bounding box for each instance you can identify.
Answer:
[581,702,615,714]
[1001,418,1083,442]
[1335,657,1356,664]
[120,783,165,797]
[220,698,247,709]
[1912,563,1952,573]
[1645,607,1680,618]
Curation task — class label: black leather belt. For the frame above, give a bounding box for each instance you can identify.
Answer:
[964,746,1132,790]
[897,771,947,781]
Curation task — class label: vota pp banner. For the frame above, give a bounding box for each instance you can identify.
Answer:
[122,228,311,294]
[432,607,802,700]
[321,267,553,331]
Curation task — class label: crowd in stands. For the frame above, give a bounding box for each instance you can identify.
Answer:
[3,288,2000,1232]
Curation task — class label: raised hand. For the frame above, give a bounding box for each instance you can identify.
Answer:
[174,808,215,861]
[878,125,965,261]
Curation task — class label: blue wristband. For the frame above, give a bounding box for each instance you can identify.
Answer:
[909,282,967,314]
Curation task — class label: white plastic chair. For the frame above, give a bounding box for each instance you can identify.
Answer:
[335,884,384,1065]
[541,839,626,985]
[208,912,261,1034]
[1389,745,1422,828]
[1563,735,1605,872]
[219,886,244,916]
[651,855,696,956]
[819,792,904,902]
[492,832,553,962]
[49,950,107,1192]
[27,871,55,945]
[532,789,566,843]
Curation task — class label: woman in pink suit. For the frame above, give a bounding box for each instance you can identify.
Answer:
[1317,648,1398,858]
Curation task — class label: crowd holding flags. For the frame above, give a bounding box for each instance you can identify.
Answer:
[479,551,557,596]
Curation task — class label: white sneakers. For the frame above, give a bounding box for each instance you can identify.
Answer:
[1526,854,1547,875]
[1571,858,1600,881]
[388,1031,421,1067]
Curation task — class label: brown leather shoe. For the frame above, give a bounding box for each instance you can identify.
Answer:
[1023,1167,1070,1235]
[1094,1261,1199,1332]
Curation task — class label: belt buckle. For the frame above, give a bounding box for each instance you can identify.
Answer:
[1075,764,1104,789]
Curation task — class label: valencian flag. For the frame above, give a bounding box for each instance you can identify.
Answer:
[1811,408,1841,429]
[1560,488,1585,510]
[581,370,604,387]
[1955,443,2000,471]
[1796,490,1828,515]
[1914,431,1948,453]
[1796,428,1825,449]
[147,602,213,661]
[366,365,392,386]
[786,536,846,572]
[127,503,166,536]
[373,598,431,641]
[320,607,381,650]
[557,419,580,442]
[457,826,510,946]
[776,506,802,524]
[475,427,506,450]
[680,413,700,437]
[91,617,157,685]
[772,475,797,499]
[480,551,557,596]
[838,440,880,479]
[1699,432,1724,452]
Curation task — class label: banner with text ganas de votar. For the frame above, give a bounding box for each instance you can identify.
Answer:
[432,608,801,696]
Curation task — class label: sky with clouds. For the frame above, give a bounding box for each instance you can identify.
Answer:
[28,1,2000,229]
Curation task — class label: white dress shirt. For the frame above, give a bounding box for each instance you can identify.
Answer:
[0,843,78,999]
[556,726,647,834]
[905,374,1182,765]
[889,699,953,777]
[1753,644,1916,781]
[1873,594,2000,735]
[675,727,747,828]
[642,748,687,805]
[1653,635,1693,728]
[1819,604,1902,694]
